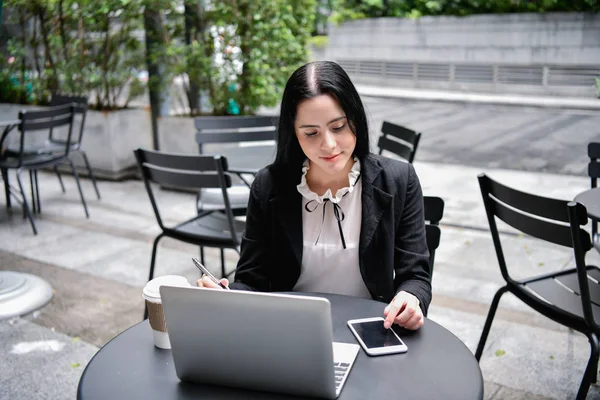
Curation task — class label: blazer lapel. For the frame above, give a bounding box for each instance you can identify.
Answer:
[359,156,393,257]
[271,189,303,267]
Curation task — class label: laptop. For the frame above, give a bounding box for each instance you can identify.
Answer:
[160,286,360,399]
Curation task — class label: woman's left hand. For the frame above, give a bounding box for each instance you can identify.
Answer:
[383,291,424,331]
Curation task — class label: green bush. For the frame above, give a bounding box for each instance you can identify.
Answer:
[2,0,316,115]
[330,0,600,23]
[308,35,329,49]
[2,0,146,110]
[166,0,316,115]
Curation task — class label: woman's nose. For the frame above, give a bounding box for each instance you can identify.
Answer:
[320,131,336,151]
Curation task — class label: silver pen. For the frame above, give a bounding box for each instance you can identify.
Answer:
[192,257,230,290]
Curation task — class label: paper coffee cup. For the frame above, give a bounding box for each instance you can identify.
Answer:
[142,275,191,349]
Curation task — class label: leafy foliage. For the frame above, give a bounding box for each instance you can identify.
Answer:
[330,0,600,23]
[165,0,316,115]
[2,0,148,110]
[2,0,315,114]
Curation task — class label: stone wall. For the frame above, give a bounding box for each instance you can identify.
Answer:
[322,13,600,97]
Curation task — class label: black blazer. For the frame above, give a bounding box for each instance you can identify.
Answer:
[230,154,432,314]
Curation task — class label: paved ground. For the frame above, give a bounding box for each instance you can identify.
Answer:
[362,96,600,176]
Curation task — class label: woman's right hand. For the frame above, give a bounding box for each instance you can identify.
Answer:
[196,275,229,289]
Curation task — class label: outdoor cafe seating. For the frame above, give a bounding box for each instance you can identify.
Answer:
[377,121,421,164]
[475,173,600,399]
[194,115,278,216]
[45,94,101,200]
[0,103,89,235]
[134,148,245,318]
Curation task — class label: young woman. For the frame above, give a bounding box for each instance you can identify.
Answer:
[199,61,431,331]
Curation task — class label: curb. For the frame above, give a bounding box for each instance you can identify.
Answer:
[356,84,600,111]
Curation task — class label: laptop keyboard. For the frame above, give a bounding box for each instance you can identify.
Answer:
[334,362,351,390]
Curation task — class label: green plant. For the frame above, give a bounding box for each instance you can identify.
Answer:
[308,35,329,49]
[3,0,317,115]
[3,0,147,110]
[330,0,600,23]
[164,0,316,116]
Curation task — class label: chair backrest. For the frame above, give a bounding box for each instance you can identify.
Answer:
[588,142,600,236]
[423,196,445,275]
[194,115,277,154]
[588,142,600,189]
[377,121,421,163]
[50,93,88,146]
[15,103,76,167]
[478,173,596,327]
[134,148,239,242]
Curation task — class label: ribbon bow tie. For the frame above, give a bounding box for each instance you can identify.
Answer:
[304,174,361,250]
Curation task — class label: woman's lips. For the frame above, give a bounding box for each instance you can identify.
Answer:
[321,153,341,162]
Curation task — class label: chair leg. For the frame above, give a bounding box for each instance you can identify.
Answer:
[29,170,37,214]
[15,169,37,235]
[1,168,10,209]
[80,151,101,200]
[34,170,41,214]
[576,332,599,400]
[67,160,89,218]
[592,354,599,385]
[54,165,66,193]
[148,234,164,283]
[144,234,165,320]
[220,248,226,279]
[475,286,508,361]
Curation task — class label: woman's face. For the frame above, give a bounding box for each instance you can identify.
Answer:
[294,94,357,178]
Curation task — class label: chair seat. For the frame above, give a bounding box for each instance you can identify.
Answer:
[168,212,244,245]
[5,142,72,157]
[523,266,600,332]
[0,153,65,169]
[197,185,250,211]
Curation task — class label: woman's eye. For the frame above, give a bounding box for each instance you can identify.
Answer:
[305,131,318,137]
[332,124,346,132]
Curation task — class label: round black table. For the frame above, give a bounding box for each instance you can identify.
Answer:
[77,293,483,400]
[575,188,600,221]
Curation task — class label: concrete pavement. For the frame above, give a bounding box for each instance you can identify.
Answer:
[360,95,600,176]
[1,158,599,399]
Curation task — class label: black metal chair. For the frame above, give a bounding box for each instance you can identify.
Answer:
[5,95,100,202]
[194,116,277,263]
[0,103,89,234]
[588,142,600,252]
[135,148,245,287]
[48,94,101,200]
[377,121,421,163]
[423,196,444,275]
[475,173,599,400]
[195,115,277,195]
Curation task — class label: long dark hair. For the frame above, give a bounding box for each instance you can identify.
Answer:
[272,61,370,171]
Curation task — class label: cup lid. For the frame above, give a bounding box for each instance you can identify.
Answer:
[142,275,191,301]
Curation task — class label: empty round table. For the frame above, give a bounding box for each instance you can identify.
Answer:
[575,188,600,221]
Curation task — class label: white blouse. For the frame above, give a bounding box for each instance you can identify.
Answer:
[293,158,371,299]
